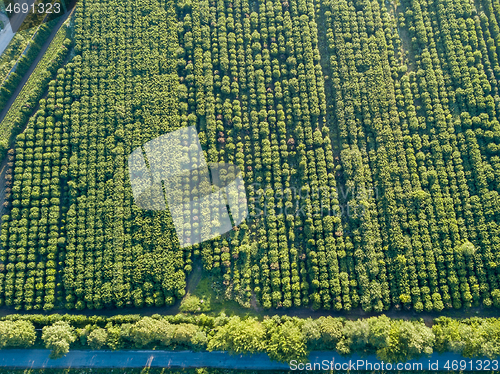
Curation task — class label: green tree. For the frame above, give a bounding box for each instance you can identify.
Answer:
[457,240,476,256]
[378,320,434,362]
[433,317,500,359]
[105,322,122,350]
[265,319,308,363]
[87,327,108,350]
[432,317,463,353]
[301,318,321,349]
[208,316,266,354]
[0,320,36,348]
[42,321,76,359]
[172,323,207,348]
[127,317,174,348]
[336,320,370,355]
[478,321,500,359]
[318,317,344,349]
[180,294,210,313]
[367,315,391,351]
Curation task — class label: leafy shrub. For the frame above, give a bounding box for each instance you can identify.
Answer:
[42,321,76,359]
[180,294,211,313]
[0,320,36,348]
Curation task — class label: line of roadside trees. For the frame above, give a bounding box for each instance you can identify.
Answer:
[0,313,499,363]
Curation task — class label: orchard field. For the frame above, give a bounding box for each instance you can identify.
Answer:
[0,0,499,315]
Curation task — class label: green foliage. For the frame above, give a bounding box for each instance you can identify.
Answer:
[0,29,36,82]
[301,318,322,348]
[180,295,211,313]
[104,323,122,350]
[264,319,308,363]
[0,320,36,348]
[123,317,207,350]
[172,323,207,349]
[41,321,76,359]
[4,313,500,365]
[0,0,500,320]
[333,315,432,363]
[0,21,70,163]
[433,317,500,359]
[87,328,108,350]
[126,317,174,348]
[457,241,476,257]
[208,316,266,354]
[336,319,370,355]
[0,20,58,113]
[367,316,391,352]
[377,320,435,363]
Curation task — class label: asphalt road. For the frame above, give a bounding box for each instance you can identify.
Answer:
[0,350,489,370]
[0,350,289,370]
[7,0,37,33]
[0,13,15,55]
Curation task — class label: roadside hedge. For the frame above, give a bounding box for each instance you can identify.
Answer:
[1,313,500,363]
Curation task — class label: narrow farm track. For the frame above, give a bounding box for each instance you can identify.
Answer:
[314,0,354,235]
[0,293,495,325]
[0,154,9,219]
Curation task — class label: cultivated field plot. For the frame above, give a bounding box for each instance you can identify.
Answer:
[0,0,499,314]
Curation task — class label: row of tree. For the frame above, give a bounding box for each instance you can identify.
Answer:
[0,63,72,311]
[0,0,189,310]
[3,313,500,364]
[176,0,351,311]
[321,0,500,312]
[398,0,500,306]
[3,0,500,314]
[1,0,349,311]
